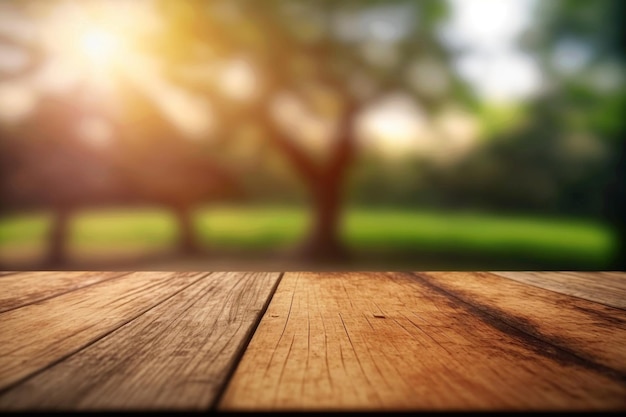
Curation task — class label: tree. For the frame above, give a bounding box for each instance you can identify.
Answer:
[0,1,240,264]
[145,0,472,261]
[99,71,241,255]
[525,0,626,268]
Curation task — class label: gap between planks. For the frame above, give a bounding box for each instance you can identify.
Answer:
[219,271,626,411]
[490,271,626,310]
[0,271,282,410]
[0,271,134,314]
[0,271,207,394]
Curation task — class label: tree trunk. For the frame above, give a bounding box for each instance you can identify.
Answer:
[299,179,348,261]
[256,95,357,263]
[174,203,198,255]
[47,206,71,266]
[299,110,356,262]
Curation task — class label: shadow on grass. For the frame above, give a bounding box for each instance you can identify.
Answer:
[0,245,611,272]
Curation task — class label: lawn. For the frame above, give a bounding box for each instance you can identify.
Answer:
[0,205,616,268]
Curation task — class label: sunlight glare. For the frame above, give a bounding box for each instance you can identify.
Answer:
[79,28,122,66]
[442,0,542,103]
[358,95,433,158]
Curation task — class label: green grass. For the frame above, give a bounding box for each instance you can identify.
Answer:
[0,205,616,267]
[0,214,51,245]
[343,209,615,265]
[73,209,178,249]
[196,206,309,248]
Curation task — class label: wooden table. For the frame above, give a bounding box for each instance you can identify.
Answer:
[0,271,624,411]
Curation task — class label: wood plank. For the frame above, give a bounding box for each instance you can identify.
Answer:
[419,271,626,375]
[219,272,626,411]
[0,271,204,392]
[0,271,129,313]
[491,271,626,309]
[0,272,281,410]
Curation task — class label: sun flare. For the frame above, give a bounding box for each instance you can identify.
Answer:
[79,28,123,66]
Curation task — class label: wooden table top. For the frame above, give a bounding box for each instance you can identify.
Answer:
[0,271,624,411]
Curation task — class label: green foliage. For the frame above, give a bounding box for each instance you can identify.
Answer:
[476,103,528,140]
[533,0,624,61]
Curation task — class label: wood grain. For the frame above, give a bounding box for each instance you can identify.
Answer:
[0,271,128,313]
[0,271,204,392]
[0,272,281,410]
[218,272,626,411]
[419,271,626,374]
[491,271,626,309]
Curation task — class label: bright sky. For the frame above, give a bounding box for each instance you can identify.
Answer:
[441,0,542,103]
[363,0,542,157]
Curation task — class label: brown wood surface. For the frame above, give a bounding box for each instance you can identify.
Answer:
[218,272,626,411]
[0,271,281,410]
[1,270,625,411]
[0,271,129,314]
[491,271,626,309]
[0,271,204,392]
[421,272,626,373]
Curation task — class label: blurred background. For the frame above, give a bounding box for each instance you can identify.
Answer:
[0,0,624,270]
